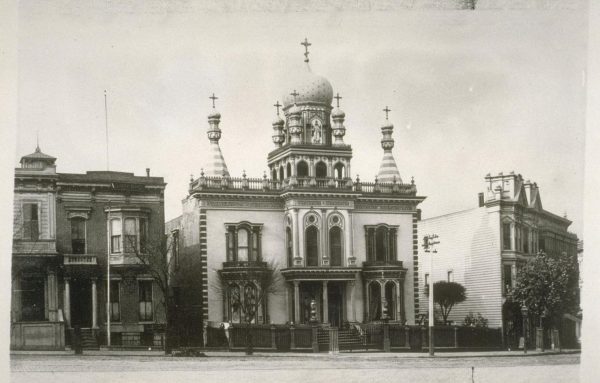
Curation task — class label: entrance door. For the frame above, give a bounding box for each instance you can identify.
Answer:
[328,283,344,328]
[70,278,92,327]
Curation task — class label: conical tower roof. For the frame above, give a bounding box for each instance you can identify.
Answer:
[377,113,402,183]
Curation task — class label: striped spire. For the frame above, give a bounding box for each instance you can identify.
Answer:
[377,107,402,183]
[205,99,230,177]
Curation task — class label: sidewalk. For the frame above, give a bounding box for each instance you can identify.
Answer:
[10,348,580,358]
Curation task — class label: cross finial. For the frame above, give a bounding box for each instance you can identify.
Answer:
[209,93,218,109]
[274,101,282,116]
[301,38,311,63]
[383,106,391,120]
[334,93,342,108]
[290,90,299,104]
[36,130,40,152]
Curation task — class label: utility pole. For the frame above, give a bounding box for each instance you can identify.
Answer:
[423,234,439,356]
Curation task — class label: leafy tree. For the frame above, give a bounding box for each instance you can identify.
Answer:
[425,281,467,325]
[512,251,580,330]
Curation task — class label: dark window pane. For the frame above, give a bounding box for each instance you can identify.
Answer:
[329,226,342,266]
[376,227,387,262]
[286,227,293,267]
[306,226,319,266]
[21,276,45,321]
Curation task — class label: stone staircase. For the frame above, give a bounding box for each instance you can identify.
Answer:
[338,328,364,351]
[80,329,99,350]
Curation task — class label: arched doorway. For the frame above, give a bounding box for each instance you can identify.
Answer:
[368,282,382,321]
[334,162,345,179]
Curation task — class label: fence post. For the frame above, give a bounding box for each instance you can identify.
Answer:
[312,326,319,353]
[329,327,339,354]
[383,323,390,352]
[421,326,426,351]
[454,326,458,348]
[271,325,277,350]
[536,328,544,352]
[404,326,410,349]
[290,325,296,350]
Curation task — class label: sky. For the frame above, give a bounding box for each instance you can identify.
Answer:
[14,1,588,235]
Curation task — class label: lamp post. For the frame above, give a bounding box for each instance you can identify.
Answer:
[520,305,528,354]
[423,234,439,357]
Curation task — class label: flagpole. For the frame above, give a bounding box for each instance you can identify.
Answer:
[105,90,111,348]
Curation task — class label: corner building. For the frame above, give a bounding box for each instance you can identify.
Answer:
[171,49,426,338]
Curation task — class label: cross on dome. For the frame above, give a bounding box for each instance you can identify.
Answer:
[334,93,343,108]
[301,38,311,63]
[290,90,299,104]
[209,93,218,108]
[383,106,391,120]
[274,101,282,116]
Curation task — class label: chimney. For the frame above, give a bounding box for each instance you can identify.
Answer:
[146,168,150,177]
[478,192,485,207]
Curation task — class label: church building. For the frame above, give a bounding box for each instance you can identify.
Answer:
[168,41,426,340]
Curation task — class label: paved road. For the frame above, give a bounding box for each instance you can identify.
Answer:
[11,353,580,383]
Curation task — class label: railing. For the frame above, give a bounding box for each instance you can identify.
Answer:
[189,174,417,196]
[222,261,268,268]
[63,254,97,265]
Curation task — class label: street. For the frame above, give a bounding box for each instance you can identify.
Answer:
[11,352,580,383]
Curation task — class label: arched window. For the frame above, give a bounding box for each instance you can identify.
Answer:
[305,226,319,266]
[385,281,396,320]
[329,226,342,266]
[334,163,345,179]
[279,166,284,180]
[315,162,327,178]
[244,283,258,323]
[237,228,249,261]
[286,163,292,178]
[366,225,398,262]
[286,227,293,267]
[297,161,309,177]
[70,217,86,254]
[272,169,277,180]
[229,284,241,323]
[369,282,382,321]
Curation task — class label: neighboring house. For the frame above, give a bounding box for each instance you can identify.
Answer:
[167,47,425,345]
[11,147,167,350]
[418,172,579,341]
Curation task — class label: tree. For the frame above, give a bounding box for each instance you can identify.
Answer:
[425,281,467,325]
[512,251,580,331]
[212,261,283,355]
[129,234,199,354]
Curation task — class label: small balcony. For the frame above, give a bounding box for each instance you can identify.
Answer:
[362,260,407,281]
[63,254,97,265]
[219,261,270,282]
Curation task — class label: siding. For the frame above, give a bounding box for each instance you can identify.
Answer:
[418,207,503,328]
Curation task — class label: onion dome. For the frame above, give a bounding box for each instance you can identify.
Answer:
[282,64,333,108]
[332,107,345,119]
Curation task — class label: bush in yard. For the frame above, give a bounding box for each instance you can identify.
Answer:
[463,312,488,328]
[425,281,467,325]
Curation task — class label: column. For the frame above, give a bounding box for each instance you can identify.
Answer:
[47,267,58,321]
[380,281,386,318]
[64,277,71,326]
[364,281,370,322]
[286,283,293,322]
[322,281,329,324]
[294,281,300,324]
[320,209,327,265]
[396,281,403,323]
[349,281,356,322]
[347,211,355,266]
[91,278,98,328]
[511,223,516,251]
[293,208,300,265]
[511,265,517,290]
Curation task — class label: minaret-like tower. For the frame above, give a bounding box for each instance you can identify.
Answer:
[377,106,402,183]
[206,93,230,177]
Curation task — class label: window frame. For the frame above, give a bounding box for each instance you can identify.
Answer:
[365,225,398,263]
[21,202,40,241]
[224,222,263,263]
[110,280,121,322]
[502,222,512,251]
[70,216,87,254]
[107,211,150,255]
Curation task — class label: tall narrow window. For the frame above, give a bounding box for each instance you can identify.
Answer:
[286,227,293,267]
[523,227,529,254]
[70,217,86,254]
[22,203,39,240]
[237,229,249,262]
[503,265,513,295]
[306,226,319,266]
[375,227,387,262]
[447,270,454,282]
[297,161,309,177]
[226,228,235,262]
[229,284,241,323]
[139,218,148,252]
[315,162,327,178]
[329,226,342,266]
[110,219,122,253]
[124,218,137,253]
[424,273,430,287]
[503,223,512,250]
[110,280,120,322]
[138,281,153,321]
[250,231,259,262]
